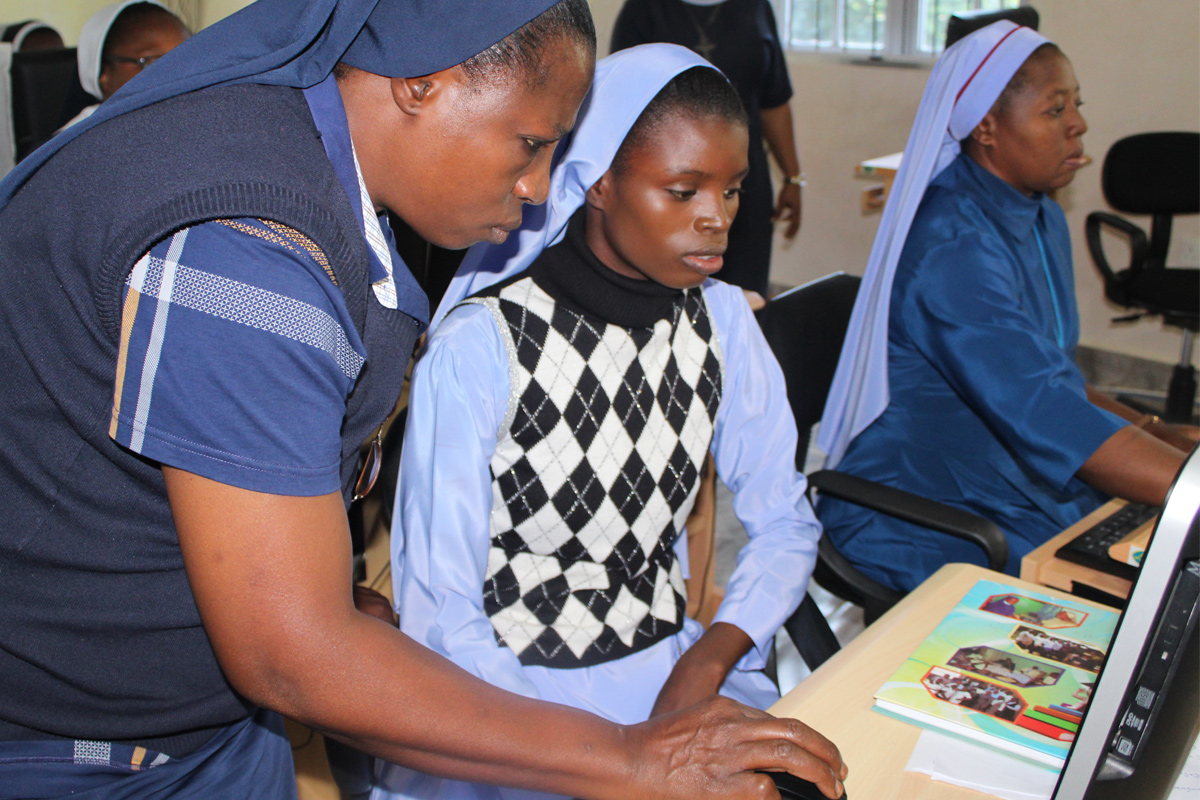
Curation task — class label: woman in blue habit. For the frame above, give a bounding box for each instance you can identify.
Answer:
[818,21,1196,594]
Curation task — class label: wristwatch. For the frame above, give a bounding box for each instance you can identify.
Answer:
[782,174,806,187]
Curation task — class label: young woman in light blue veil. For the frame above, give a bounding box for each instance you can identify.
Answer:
[378,42,839,800]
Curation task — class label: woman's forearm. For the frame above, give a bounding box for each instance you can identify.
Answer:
[651,622,756,718]
[314,618,639,796]
[167,468,848,800]
[1086,384,1199,452]
[1076,424,1186,505]
[761,102,800,177]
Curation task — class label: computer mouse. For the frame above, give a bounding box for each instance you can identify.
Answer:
[762,770,847,800]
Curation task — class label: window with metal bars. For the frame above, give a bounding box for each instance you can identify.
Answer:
[775,0,1021,58]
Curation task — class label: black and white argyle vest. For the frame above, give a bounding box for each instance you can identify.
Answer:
[464,276,724,668]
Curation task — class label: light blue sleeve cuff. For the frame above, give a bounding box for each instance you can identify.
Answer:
[704,281,821,671]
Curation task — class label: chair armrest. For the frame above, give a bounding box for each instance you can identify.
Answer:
[1086,211,1148,286]
[813,534,902,626]
[807,469,1009,572]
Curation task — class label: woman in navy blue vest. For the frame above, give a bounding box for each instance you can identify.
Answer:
[0,1,844,798]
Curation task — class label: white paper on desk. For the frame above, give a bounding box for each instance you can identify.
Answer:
[1169,736,1200,797]
[906,730,1060,800]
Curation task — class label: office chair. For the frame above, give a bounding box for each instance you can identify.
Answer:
[10,47,91,162]
[1085,132,1200,423]
[756,273,1008,669]
[945,6,1039,49]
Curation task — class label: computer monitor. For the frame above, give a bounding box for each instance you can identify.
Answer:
[1053,448,1200,799]
[9,47,90,161]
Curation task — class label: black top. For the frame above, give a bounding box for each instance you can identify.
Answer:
[612,0,793,139]
[529,209,684,329]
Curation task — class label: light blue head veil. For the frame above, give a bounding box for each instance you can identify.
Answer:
[817,20,1050,468]
[430,42,714,328]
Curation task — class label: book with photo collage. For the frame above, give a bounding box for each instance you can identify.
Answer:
[873,578,1121,767]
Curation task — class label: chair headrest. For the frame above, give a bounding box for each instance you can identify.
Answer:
[756,273,861,438]
[1101,132,1199,216]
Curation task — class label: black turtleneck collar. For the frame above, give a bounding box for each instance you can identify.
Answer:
[526,208,685,329]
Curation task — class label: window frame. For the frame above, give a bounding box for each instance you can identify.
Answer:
[772,0,1025,63]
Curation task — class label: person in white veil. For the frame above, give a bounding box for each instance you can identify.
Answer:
[59,1,189,130]
[378,42,839,800]
[1,20,63,51]
[816,21,1196,594]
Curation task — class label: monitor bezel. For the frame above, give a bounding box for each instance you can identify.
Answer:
[1052,448,1200,798]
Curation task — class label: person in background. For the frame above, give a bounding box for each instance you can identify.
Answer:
[376,42,835,800]
[611,0,804,299]
[0,1,843,798]
[59,0,190,130]
[1,20,64,51]
[817,21,1198,594]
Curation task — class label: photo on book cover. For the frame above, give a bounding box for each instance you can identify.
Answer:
[979,592,1087,629]
[922,665,1025,721]
[1010,626,1106,672]
[947,645,1065,687]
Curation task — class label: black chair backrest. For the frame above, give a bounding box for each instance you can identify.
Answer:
[10,47,91,161]
[755,273,861,471]
[1102,132,1200,217]
[945,7,1040,49]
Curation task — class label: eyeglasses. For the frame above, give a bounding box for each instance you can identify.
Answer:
[352,425,384,502]
[104,53,167,70]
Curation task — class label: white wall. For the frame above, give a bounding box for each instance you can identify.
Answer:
[3,0,112,46]
[198,0,249,28]
[1039,0,1199,365]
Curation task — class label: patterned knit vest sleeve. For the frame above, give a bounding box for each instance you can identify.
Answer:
[462,278,724,668]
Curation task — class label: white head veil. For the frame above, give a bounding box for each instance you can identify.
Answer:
[78,0,171,101]
[817,20,1050,468]
[429,42,716,329]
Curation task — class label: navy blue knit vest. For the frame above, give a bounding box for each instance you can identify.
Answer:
[0,84,418,748]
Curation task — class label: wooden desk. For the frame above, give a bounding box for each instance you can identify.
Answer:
[855,152,902,212]
[770,563,1116,799]
[1020,499,1154,602]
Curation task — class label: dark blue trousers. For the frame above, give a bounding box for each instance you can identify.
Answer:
[0,708,297,800]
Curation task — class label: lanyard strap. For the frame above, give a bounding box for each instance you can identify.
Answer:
[1032,225,1065,349]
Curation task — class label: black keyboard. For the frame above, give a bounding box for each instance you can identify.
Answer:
[1055,502,1159,581]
